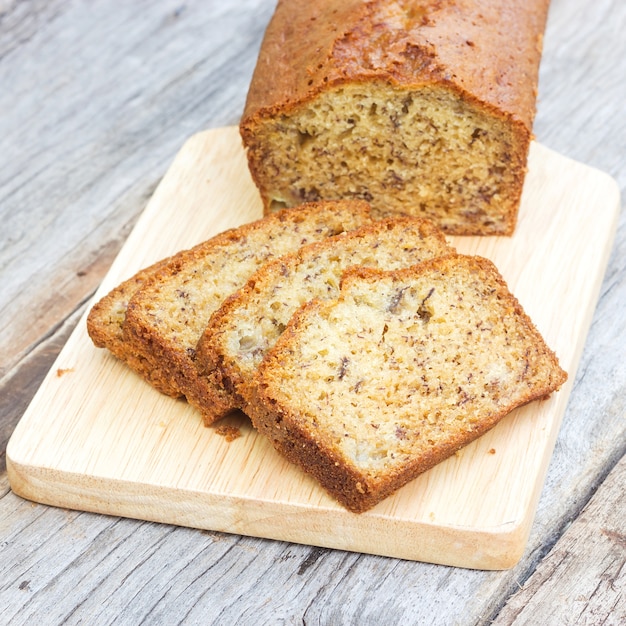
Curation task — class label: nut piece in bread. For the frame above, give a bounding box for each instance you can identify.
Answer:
[241,0,550,235]
[248,254,567,513]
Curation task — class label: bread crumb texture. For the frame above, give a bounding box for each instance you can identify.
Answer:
[126,201,370,358]
[246,83,524,234]
[252,254,567,512]
[214,425,242,442]
[197,217,452,414]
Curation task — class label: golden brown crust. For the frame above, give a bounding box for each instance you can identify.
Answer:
[86,258,182,397]
[248,254,567,513]
[240,0,550,235]
[242,0,548,131]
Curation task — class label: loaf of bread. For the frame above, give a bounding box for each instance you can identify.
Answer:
[119,200,371,424]
[248,254,567,513]
[86,258,182,398]
[197,217,453,423]
[240,0,550,235]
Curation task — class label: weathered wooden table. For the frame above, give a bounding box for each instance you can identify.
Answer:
[1,1,624,624]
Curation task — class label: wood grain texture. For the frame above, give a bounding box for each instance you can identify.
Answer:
[0,0,274,380]
[492,455,626,625]
[6,127,619,570]
[1,0,625,623]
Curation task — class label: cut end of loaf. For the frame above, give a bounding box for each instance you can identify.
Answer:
[242,83,528,235]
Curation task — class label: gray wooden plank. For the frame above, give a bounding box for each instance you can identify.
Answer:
[0,0,274,378]
[493,456,626,625]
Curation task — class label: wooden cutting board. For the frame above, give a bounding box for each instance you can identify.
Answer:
[7,126,620,570]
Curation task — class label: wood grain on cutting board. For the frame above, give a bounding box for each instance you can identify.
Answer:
[6,126,619,569]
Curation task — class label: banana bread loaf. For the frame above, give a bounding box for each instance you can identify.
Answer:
[196,217,453,423]
[121,200,371,424]
[248,254,567,513]
[241,0,550,235]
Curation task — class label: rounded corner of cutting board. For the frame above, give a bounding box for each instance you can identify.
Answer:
[5,427,60,508]
[401,516,532,570]
[5,443,36,503]
[484,522,530,570]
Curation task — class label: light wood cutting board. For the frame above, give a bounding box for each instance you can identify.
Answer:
[7,126,620,570]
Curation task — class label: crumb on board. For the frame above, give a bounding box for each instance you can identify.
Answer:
[214,425,242,442]
[56,368,75,377]
[488,448,496,455]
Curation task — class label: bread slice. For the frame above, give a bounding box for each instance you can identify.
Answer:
[248,254,568,513]
[86,258,181,397]
[197,217,453,422]
[241,0,550,234]
[121,200,372,424]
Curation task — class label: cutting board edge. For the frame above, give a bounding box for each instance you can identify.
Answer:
[5,452,531,570]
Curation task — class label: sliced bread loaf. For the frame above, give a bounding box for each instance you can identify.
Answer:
[197,217,453,422]
[121,200,372,424]
[248,254,568,513]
